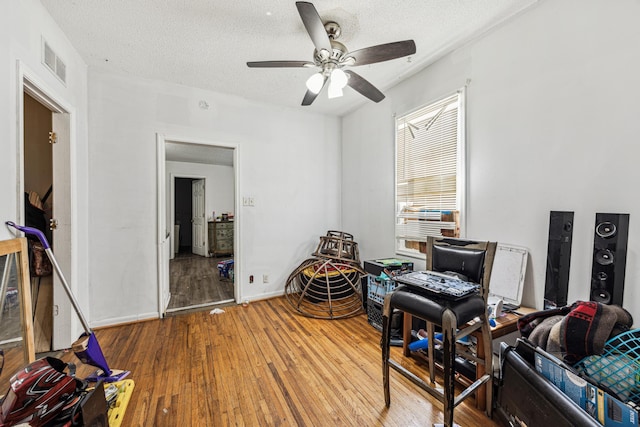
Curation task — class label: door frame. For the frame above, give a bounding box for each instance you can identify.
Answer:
[191,178,207,256]
[171,175,207,257]
[156,134,240,317]
[16,60,76,348]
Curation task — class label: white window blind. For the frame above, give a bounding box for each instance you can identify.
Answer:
[395,91,464,255]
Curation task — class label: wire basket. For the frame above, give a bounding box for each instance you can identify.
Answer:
[575,329,640,405]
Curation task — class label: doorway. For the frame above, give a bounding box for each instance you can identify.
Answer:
[18,68,74,351]
[174,177,207,256]
[22,93,54,354]
[156,136,239,315]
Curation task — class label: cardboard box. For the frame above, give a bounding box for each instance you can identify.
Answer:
[534,348,638,426]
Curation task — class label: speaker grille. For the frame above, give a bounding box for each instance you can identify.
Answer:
[544,211,574,309]
[595,249,614,266]
[596,221,617,238]
[590,213,629,306]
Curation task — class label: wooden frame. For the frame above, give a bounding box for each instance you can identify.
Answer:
[0,237,36,365]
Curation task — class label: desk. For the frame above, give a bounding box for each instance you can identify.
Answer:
[401,307,535,411]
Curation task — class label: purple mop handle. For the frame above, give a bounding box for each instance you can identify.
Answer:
[5,220,92,334]
[5,221,51,249]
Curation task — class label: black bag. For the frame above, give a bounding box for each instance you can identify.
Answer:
[23,188,54,277]
[25,192,47,234]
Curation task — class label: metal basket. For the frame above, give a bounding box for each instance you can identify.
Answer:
[575,329,640,405]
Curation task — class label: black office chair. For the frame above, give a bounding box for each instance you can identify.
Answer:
[382,236,497,427]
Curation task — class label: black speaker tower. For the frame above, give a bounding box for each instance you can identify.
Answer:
[544,211,574,309]
[590,213,629,306]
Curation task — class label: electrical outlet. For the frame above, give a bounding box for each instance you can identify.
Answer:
[263,274,269,283]
[249,275,254,284]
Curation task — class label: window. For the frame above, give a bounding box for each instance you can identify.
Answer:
[395,90,465,256]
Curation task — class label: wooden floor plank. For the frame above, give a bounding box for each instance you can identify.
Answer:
[168,253,234,309]
[53,296,502,426]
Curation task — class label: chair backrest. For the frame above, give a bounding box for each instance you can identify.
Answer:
[426,236,497,300]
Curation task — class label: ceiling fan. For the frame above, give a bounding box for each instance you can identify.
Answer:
[247,1,416,106]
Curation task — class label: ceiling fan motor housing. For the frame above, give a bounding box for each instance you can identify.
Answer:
[314,39,348,67]
[324,21,341,40]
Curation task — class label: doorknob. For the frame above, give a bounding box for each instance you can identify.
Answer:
[50,218,58,230]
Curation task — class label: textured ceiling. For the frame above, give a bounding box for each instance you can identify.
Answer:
[40,0,537,116]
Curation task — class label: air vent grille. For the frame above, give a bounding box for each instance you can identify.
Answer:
[55,57,66,82]
[42,38,67,85]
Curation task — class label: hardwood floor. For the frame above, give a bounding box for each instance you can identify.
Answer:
[62,297,502,426]
[168,253,234,310]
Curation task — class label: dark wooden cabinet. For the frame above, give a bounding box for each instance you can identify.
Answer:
[208,221,233,256]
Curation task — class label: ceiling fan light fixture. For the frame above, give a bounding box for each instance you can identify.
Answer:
[330,68,348,89]
[305,72,324,94]
[327,81,343,99]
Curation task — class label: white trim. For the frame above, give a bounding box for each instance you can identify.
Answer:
[169,173,207,256]
[458,85,467,238]
[16,59,78,346]
[90,312,159,329]
[156,133,167,317]
[246,290,284,301]
[394,87,467,256]
[165,299,234,314]
[156,134,241,314]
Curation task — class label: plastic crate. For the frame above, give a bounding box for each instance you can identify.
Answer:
[576,329,640,405]
[367,299,384,331]
[366,276,398,306]
[367,298,403,346]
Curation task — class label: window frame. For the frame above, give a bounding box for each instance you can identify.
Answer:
[394,87,467,258]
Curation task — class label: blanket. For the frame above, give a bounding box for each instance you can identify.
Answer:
[518,301,633,364]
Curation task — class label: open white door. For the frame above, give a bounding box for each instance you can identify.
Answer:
[157,135,170,316]
[51,112,74,350]
[191,179,207,256]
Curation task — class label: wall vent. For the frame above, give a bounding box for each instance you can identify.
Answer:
[42,38,67,85]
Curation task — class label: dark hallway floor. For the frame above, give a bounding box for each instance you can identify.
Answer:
[168,252,234,311]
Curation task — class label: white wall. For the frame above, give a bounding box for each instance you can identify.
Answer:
[166,160,234,254]
[342,0,640,322]
[14,0,639,329]
[88,71,342,325]
[0,1,90,327]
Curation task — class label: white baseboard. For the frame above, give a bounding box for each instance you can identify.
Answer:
[91,312,159,329]
[244,289,284,302]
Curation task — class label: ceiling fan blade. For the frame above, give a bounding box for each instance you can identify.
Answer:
[302,74,328,106]
[346,40,416,66]
[296,2,332,54]
[302,90,319,106]
[247,61,314,68]
[344,70,385,103]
